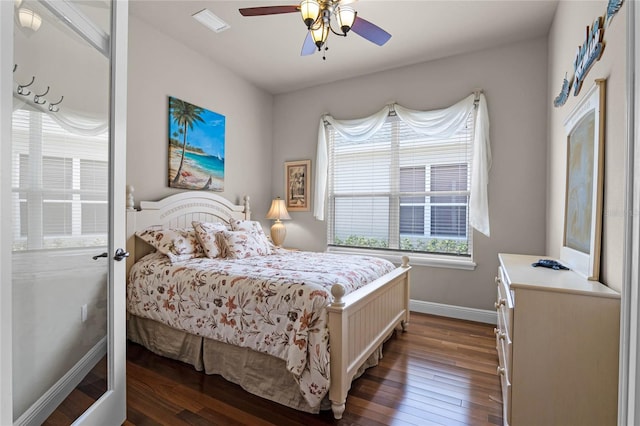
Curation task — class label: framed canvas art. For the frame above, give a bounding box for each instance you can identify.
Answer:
[285,160,311,211]
[168,96,225,191]
[560,79,605,280]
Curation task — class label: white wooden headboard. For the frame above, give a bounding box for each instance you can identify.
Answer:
[125,188,251,273]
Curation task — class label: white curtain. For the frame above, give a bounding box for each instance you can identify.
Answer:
[13,92,108,136]
[314,92,492,237]
[313,105,389,223]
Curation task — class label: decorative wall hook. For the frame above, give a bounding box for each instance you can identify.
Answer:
[48,96,63,112]
[13,65,64,113]
[33,86,49,105]
[17,76,35,96]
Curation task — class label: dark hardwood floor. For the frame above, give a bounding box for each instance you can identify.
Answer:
[48,313,503,425]
[43,357,107,426]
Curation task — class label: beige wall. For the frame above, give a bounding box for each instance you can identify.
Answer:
[126,1,627,310]
[272,38,549,311]
[546,1,627,292]
[126,16,275,221]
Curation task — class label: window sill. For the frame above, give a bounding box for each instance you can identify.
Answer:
[326,246,476,270]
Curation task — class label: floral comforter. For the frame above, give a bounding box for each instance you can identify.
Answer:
[126,250,395,408]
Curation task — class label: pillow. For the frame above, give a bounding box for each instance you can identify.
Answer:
[135,227,204,263]
[217,230,272,259]
[229,219,274,248]
[230,219,263,233]
[192,221,228,258]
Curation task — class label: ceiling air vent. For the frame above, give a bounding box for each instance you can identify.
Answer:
[192,9,230,33]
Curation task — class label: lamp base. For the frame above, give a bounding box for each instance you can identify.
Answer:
[270,221,287,247]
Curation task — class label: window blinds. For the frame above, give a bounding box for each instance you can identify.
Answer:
[11,108,108,251]
[315,93,491,239]
[327,113,473,256]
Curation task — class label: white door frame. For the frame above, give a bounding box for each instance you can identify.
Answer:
[73,0,128,422]
[619,1,639,424]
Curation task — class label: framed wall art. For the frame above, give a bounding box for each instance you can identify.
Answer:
[285,160,311,211]
[168,96,225,191]
[560,79,606,280]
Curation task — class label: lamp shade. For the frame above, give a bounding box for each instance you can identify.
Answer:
[311,21,329,49]
[336,6,356,34]
[300,0,320,29]
[266,197,291,221]
[18,8,42,31]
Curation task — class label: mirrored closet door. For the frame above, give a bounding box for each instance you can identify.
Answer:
[5,0,127,424]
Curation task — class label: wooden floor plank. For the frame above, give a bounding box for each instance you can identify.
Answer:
[46,313,503,425]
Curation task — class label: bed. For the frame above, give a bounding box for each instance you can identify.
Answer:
[125,190,411,419]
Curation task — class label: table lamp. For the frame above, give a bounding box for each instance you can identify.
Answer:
[265,197,291,246]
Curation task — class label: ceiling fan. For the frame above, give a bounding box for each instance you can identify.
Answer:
[239,0,392,58]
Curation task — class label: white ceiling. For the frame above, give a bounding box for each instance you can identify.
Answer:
[129,0,559,95]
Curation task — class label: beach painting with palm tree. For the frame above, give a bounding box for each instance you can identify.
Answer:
[168,96,225,191]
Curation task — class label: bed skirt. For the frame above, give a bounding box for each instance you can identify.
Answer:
[127,315,386,414]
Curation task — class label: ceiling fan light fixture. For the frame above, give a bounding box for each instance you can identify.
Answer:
[237,1,391,59]
[300,0,320,29]
[335,6,356,35]
[18,7,41,31]
[311,21,329,49]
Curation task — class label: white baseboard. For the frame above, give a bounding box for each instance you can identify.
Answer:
[410,299,497,325]
[15,337,107,426]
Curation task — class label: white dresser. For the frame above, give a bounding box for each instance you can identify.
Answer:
[495,253,620,426]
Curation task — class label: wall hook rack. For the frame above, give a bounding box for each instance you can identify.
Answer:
[13,65,64,113]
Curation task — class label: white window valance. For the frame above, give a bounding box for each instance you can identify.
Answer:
[13,92,108,137]
[314,92,492,236]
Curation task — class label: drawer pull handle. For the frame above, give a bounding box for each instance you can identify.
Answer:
[494,298,506,309]
[497,366,506,376]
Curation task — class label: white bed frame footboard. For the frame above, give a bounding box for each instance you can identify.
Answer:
[125,188,411,420]
[327,256,410,419]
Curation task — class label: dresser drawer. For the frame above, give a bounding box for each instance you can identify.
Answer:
[497,360,511,425]
[495,266,514,426]
[496,305,512,373]
[495,267,514,338]
[496,331,511,425]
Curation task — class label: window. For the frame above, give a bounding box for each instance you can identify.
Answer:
[399,167,425,235]
[430,163,468,238]
[327,112,473,257]
[12,109,108,251]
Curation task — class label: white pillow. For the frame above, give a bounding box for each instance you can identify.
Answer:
[218,229,272,259]
[229,219,274,248]
[230,219,263,233]
[192,221,228,258]
[135,227,204,262]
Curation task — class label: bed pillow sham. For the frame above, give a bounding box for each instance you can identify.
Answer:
[192,221,228,259]
[135,227,204,263]
[217,229,272,259]
[229,219,274,249]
